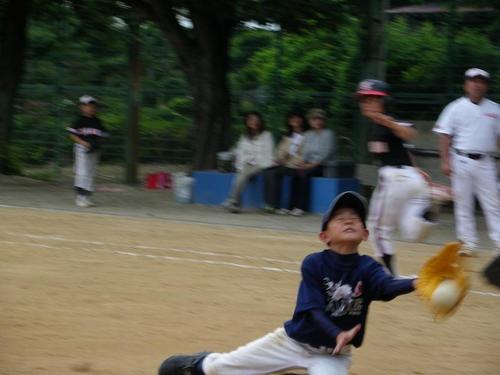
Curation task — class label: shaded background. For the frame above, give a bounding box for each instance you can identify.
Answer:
[4,0,500,182]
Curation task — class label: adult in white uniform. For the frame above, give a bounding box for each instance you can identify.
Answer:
[434,68,500,256]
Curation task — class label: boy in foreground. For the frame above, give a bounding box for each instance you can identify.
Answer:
[158,191,418,375]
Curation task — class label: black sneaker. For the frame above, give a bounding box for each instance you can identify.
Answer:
[422,203,439,222]
[482,255,500,288]
[158,352,210,375]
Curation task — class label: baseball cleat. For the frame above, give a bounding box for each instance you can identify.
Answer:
[158,352,210,375]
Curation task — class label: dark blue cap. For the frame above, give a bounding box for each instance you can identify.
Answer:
[321,191,367,231]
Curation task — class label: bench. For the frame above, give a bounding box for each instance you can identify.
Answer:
[191,171,360,214]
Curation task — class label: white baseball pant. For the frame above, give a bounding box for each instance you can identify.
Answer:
[202,327,352,375]
[368,166,435,257]
[74,144,98,192]
[450,152,500,250]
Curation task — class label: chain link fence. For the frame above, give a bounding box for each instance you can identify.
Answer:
[11,81,360,183]
[10,9,499,184]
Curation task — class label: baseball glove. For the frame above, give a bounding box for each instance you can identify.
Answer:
[482,255,500,288]
[416,242,469,320]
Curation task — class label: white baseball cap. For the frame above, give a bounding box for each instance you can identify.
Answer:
[79,95,97,104]
[464,68,490,80]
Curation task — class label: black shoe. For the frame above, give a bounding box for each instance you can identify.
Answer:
[483,255,500,288]
[422,204,439,222]
[381,254,395,275]
[158,352,210,375]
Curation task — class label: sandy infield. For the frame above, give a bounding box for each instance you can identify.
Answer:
[1,207,499,375]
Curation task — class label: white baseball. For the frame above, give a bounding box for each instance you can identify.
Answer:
[431,279,461,309]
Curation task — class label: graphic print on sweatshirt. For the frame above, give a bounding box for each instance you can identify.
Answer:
[323,277,364,317]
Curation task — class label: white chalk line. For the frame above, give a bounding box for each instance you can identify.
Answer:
[5,232,301,265]
[1,204,496,256]
[0,240,52,248]
[2,236,500,299]
[114,251,299,273]
[0,238,300,274]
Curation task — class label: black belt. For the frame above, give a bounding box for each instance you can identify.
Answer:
[386,164,410,168]
[454,149,486,160]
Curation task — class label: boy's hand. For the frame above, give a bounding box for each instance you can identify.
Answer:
[333,324,361,355]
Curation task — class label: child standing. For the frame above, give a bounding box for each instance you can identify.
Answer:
[67,95,107,207]
[158,191,417,375]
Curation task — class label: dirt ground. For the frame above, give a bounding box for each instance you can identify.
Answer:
[1,205,499,375]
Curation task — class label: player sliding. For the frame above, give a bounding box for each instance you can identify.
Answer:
[356,79,438,275]
[158,192,420,375]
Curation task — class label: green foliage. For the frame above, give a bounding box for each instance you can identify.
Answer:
[9,0,500,169]
[140,22,188,104]
[387,18,448,91]
[387,17,500,93]
[140,96,192,137]
[230,17,360,138]
[2,145,24,174]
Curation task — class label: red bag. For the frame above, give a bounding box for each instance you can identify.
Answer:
[145,172,172,190]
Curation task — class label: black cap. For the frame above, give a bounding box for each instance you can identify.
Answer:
[356,79,390,97]
[321,191,367,231]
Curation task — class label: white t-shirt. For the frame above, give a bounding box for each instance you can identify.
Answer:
[234,131,275,171]
[288,133,304,156]
[433,97,500,153]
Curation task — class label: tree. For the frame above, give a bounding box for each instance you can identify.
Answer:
[0,0,31,174]
[126,0,352,170]
[125,1,234,170]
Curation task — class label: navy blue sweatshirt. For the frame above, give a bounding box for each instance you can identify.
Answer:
[284,250,414,348]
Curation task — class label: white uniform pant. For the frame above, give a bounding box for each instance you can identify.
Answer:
[368,166,434,257]
[451,153,500,249]
[74,144,99,192]
[202,327,352,375]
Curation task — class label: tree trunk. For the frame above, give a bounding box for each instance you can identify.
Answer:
[125,20,142,184]
[0,0,31,174]
[127,0,235,171]
[189,36,231,170]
